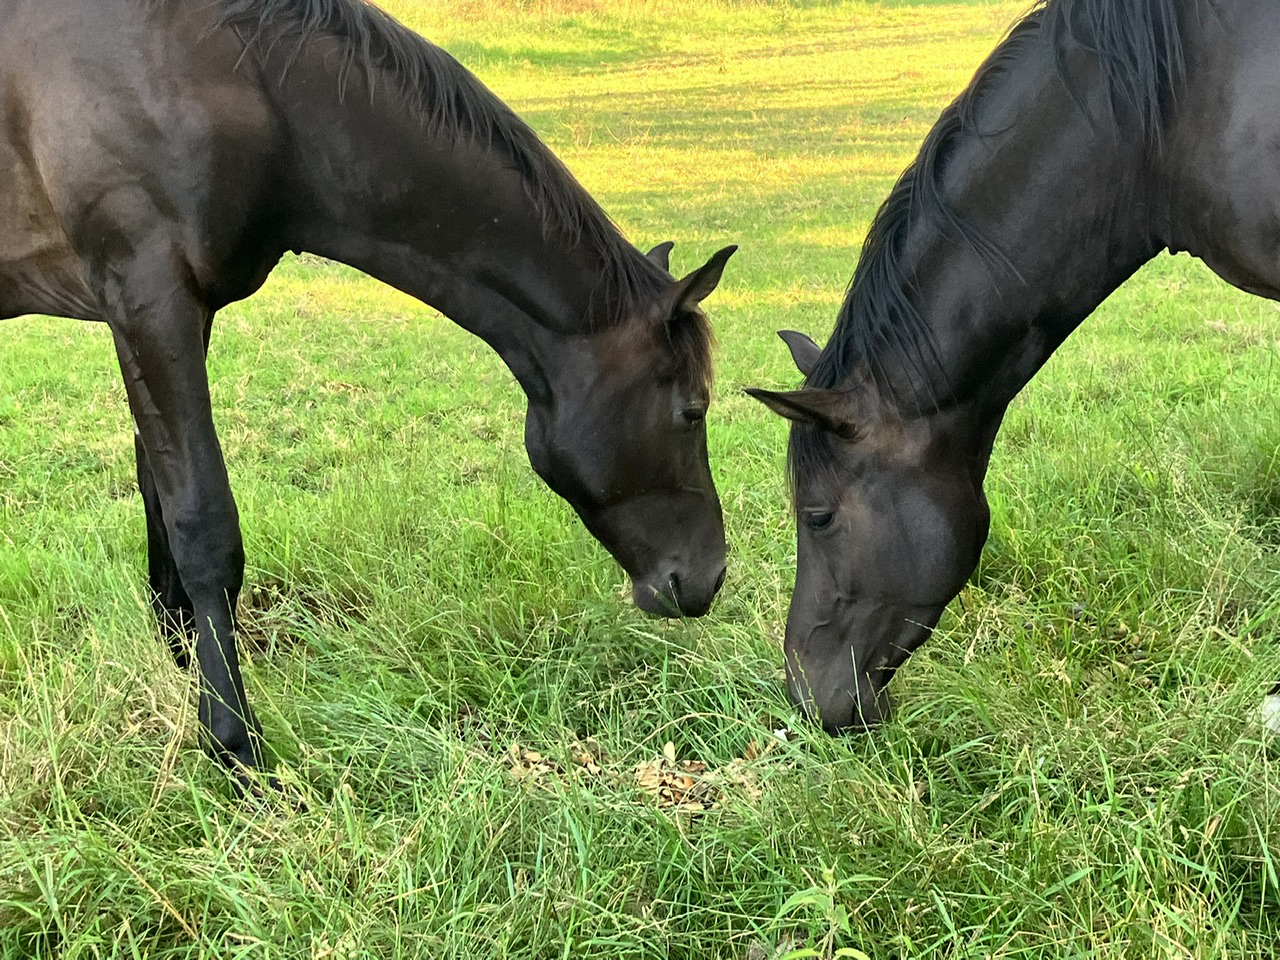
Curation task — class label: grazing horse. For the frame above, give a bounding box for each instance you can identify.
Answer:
[748,0,1278,731]
[0,0,736,781]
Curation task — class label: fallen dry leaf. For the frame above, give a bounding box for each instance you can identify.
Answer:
[569,738,607,777]
[503,733,788,810]
[507,743,559,783]
[634,741,717,813]
[507,740,609,786]
[711,757,764,803]
[742,732,789,762]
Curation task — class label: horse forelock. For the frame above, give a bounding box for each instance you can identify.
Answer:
[786,423,841,506]
[152,0,667,329]
[809,0,1188,410]
[667,307,716,400]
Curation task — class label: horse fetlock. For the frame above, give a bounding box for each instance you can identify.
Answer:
[198,694,265,771]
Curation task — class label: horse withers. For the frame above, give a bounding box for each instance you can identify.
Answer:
[750,0,1280,731]
[0,0,736,783]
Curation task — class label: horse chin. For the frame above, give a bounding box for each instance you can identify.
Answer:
[784,607,940,733]
[581,495,727,618]
[787,660,893,732]
[632,578,683,618]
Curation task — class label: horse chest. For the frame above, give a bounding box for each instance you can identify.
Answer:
[0,148,98,320]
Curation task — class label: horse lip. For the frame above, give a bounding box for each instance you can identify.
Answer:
[633,579,682,617]
[876,647,909,677]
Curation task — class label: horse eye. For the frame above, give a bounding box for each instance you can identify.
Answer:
[681,406,707,425]
[804,511,835,531]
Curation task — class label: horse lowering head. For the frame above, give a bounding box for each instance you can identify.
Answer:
[522,244,736,618]
[748,331,990,729]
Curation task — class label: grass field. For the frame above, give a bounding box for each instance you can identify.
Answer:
[3,1,1279,956]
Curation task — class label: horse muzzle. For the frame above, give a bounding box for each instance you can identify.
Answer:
[633,562,727,618]
[786,656,894,732]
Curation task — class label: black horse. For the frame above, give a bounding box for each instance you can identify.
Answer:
[749,0,1278,730]
[0,0,736,781]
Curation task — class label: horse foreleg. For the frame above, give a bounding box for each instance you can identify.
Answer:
[136,430,197,669]
[107,285,264,781]
[133,322,214,670]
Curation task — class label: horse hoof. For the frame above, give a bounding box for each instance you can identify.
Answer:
[231,769,311,812]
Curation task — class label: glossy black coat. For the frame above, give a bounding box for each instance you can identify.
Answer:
[0,0,735,781]
[750,0,1278,731]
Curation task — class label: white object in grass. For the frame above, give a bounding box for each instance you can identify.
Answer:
[1258,691,1280,736]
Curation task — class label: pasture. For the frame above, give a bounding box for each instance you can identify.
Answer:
[2,0,1278,955]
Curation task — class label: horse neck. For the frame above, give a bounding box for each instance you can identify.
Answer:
[264,39,646,389]
[877,41,1169,451]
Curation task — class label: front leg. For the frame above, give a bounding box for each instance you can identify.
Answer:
[106,278,264,779]
[136,430,196,670]
[134,323,212,671]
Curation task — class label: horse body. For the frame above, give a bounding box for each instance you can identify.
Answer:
[1165,2,1280,301]
[750,0,1280,731]
[1,0,735,780]
[0,0,275,319]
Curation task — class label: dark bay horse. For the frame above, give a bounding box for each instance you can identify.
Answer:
[748,0,1278,731]
[0,0,736,780]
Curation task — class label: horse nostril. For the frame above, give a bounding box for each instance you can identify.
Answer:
[713,566,727,594]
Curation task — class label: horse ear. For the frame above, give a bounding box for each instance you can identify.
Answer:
[744,387,857,440]
[673,245,738,312]
[777,330,822,377]
[646,241,675,273]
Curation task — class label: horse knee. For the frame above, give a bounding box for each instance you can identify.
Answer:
[168,512,245,600]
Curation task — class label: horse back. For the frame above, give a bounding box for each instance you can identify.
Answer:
[0,0,287,321]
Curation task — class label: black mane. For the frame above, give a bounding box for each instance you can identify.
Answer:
[804,0,1189,406]
[159,0,672,331]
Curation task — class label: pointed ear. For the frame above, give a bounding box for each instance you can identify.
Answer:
[777,330,822,378]
[673,245,738,312]
[646,241,675,273]
[744,387,857,439]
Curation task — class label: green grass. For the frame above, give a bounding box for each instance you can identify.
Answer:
[2,1,1279,957]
